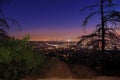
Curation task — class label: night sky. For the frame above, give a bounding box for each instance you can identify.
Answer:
[0,0,119,41]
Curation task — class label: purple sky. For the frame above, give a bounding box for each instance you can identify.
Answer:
[0,0,119,41]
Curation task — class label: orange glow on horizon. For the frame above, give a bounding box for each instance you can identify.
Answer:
[10,26,99,41]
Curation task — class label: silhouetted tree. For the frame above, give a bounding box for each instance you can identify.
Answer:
[78,0,120,52]
[0,0,20,41]
[0,3,9,41]
[77,27,120,50]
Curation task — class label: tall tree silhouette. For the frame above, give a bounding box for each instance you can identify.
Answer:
[100,0,105,52]
[78,0,120,52]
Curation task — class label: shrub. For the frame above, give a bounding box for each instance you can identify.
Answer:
[0,35,45,80]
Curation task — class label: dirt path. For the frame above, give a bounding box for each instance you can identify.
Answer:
[22,59,120,80]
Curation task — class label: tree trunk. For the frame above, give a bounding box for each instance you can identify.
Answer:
[100,0,105,53]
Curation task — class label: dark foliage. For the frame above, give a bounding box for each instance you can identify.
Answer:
[77,27,120,49]
[78,0,120,50]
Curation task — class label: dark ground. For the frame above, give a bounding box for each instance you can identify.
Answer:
[22,50,120,80]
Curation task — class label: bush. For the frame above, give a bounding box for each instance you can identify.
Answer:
[0,35,45,80]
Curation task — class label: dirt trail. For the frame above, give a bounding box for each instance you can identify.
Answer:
[45,59,96,78]
[22,59,120,80]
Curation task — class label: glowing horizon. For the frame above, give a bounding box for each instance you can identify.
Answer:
[9,26,95,41]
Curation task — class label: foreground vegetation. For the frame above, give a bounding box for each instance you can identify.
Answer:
[0,35,49,80]
[1,36,120,80]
